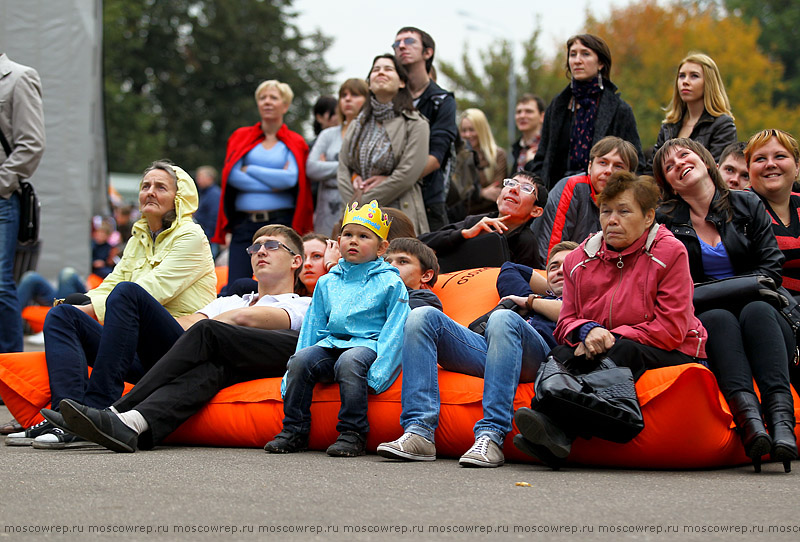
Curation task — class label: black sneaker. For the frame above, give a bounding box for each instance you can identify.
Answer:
[32,428,98,450]
[326,431,366,457]
[5,419,53,446]
[264,431,309,453]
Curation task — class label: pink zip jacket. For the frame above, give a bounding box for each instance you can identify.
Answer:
[556,223,707,359]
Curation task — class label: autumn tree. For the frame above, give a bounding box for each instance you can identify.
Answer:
[585,0,798,147]
[723,0,800,106]
[104,0,335,173]
[438,27,563,150]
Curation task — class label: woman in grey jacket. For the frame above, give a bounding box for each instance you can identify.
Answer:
[338,54,430,234]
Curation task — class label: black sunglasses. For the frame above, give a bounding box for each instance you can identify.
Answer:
[246,240,297,256]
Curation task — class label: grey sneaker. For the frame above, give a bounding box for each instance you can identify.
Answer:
[5,419,53,446]
[459,435,505,468]
[377,432,436,461]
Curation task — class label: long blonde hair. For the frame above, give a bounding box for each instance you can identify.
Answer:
[663,52,733,124]
[460,108,499,180]
[664,51,733,124]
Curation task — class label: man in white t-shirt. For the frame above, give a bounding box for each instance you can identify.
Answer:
[42,224,311,452]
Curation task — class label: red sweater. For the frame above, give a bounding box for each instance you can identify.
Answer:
[212,123,311,243]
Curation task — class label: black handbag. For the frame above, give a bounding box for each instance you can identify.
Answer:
[0,128,40,245]
[532,356,644,443]
[692,274,785,314]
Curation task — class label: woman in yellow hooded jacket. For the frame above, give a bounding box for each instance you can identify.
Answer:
[13,161,216,449]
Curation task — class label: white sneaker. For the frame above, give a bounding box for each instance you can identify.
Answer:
[459,435,505,468]
[377,432,436,461]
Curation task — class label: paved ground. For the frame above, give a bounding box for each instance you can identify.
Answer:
[1,405,799,541]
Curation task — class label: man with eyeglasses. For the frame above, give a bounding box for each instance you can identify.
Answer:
[419,170,546,269]
[393,26,457,231]
[40,224,311,452]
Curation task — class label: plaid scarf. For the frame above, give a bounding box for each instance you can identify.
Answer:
[349,96,397,178]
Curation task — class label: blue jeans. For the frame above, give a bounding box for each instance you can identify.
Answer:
[400,307,549,446]
[43,281,185,409]
[282,346,377,434]
[0,192,22,352]
[17,268,86,311]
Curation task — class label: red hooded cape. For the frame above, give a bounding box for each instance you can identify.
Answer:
[212,122,311,243]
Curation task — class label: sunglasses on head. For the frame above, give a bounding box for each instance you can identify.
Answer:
[246,240,297,256]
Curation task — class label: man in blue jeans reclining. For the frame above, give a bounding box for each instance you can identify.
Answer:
[377,241,577,467]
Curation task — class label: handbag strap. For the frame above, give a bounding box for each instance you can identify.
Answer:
[0,129,11,157]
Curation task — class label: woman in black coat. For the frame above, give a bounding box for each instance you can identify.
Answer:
[528,34,644,189]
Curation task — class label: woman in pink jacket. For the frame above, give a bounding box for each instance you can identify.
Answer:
[514,171,707,468]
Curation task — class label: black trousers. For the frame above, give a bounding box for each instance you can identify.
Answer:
[699,300,793,400]
[550,338,695,382]
[113,319,299,448]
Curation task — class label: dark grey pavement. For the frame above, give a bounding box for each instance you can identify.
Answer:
[2,405,799,541]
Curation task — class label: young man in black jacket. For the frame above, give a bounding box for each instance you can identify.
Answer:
[393,26,457,231]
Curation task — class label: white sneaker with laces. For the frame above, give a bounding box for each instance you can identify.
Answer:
[377,432,436,461]
[459,435,505,468]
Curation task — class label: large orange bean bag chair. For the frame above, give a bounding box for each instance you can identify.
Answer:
[2,267,798,468]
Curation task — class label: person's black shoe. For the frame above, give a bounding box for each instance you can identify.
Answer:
[326,431,367,457]
[264,431,309,453]
[514,408,572,469]
[40,408,68,431]
[59,399,137,453]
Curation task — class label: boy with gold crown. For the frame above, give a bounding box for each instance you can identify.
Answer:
[265,200,410,457]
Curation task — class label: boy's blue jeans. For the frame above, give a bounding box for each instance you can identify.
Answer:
[282,346,377,435]
[399,306,549,446]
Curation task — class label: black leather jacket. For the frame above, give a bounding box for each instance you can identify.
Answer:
[656,189,784,284]
[646,110,737,174]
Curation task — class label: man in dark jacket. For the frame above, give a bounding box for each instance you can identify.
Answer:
[420,171,546,269]
[532,137,638,263]
[393,26,457,231]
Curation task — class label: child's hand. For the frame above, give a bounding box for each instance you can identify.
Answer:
[324,240,341,271]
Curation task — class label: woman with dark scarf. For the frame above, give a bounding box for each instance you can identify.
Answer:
[337,54,430,234]
[528,34,644,189]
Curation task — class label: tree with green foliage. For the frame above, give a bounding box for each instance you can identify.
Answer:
[438,27,563,150]
[104,0,335,173]
[723,0,800,106]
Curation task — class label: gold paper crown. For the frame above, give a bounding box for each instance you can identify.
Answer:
[341,200,392,240]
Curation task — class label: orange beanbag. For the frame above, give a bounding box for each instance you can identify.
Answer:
[2,267,799,468]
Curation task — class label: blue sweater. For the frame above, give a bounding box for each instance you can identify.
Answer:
[227,141,298,211]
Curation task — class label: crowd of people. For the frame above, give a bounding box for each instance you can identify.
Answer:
[1,27,799,473]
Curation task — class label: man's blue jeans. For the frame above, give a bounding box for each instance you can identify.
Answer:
[0,192,22,353]
[400,307,549,446]
[43,281,185,409]
[282,346,377,435]
[17,268,86,311]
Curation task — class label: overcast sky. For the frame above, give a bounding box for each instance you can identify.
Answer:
[293,0,633,88]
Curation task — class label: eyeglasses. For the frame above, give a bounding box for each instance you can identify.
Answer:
[391,37,417,49]
[503,178,536,195]
[246,240,297,256]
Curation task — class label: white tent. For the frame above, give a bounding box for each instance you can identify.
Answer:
[0,0,107,279]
